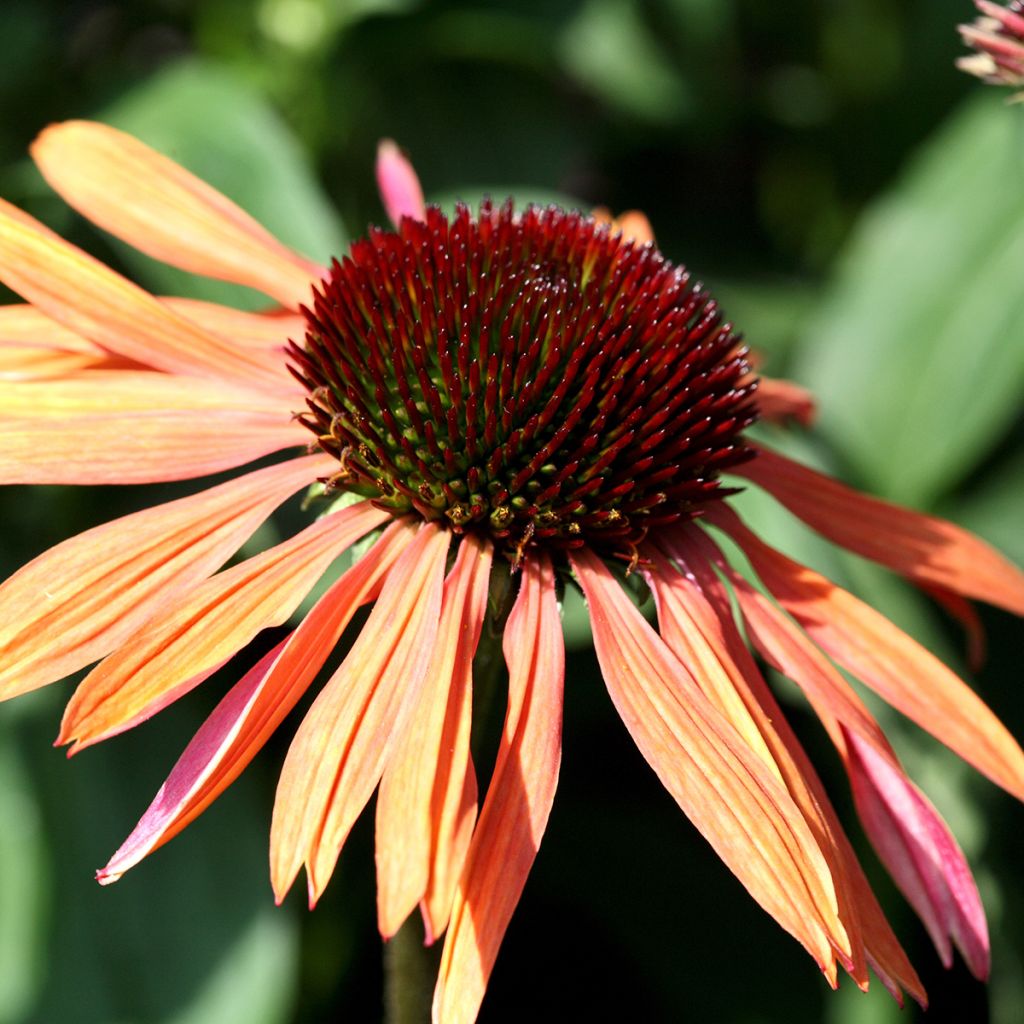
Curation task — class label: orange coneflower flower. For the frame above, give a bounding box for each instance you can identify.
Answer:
[1,123,1022,1021]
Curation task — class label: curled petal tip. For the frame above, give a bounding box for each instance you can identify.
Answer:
[375,139,426,227]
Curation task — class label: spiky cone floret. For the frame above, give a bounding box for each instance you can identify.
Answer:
[0,120,1022,1023]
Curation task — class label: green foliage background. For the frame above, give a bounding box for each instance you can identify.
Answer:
[0,1,1022,1021]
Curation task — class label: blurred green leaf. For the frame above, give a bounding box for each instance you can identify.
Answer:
[97,58,346,309]
[559,0,690,124]
[19,691,300,1024]
[560,585,593,650]
[793,97,1024,506]
[0,723,46,1024]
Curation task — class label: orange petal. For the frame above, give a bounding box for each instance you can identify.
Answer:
[679,525,980,995]
[376,139,426,227]
[0,304,134,379]
[644,547,865,989]
[0,454,330,700]
[162,298,305,352]
[433,552,563,1024]
[713,505,1024,803]
[98,521,412,883]
[591,206,655,245]
[0,203,287,388]
[270,523,450,904]
[58,501,389,751]
[0,371,307,484]
[649,535,923,1005]
[375,534,492,940]
[756,376,817,426]
[734,446,1024,616]
[32,121,322,309]
[571,546,846,984]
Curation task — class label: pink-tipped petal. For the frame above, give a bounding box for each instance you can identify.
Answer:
[376,535,492,940]
[734,446,1024,616]
[712,506,1024,804]
[0,454,330,700]
[59,501,389,751]
[376,140,427,227]
[32,121,322,310]
[270,524,449,905]
[433,553,563,1024]
[845,730,990,980]
[98,522,412,883]
[649,534,924,1005]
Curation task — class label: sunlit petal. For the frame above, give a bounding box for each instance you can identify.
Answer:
[0,454,330,699]
[0,371,308,484]
[32,121,321,309]
[270,524,449,904]
[433,552,563,1024]
[0,203,287,388]
[713,505,1024,803]
[572,547,847,984]
[376,534,492,940]
[98,522,412,883]
[59,501,389,751]
[735,446,1024,616]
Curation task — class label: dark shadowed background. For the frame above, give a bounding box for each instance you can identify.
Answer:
[0,1,1022,1021]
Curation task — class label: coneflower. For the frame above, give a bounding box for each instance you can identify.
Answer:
[0,123,1022,1023]
[958,0,1024,98]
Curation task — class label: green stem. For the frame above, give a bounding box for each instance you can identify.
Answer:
[384,917,441,1024]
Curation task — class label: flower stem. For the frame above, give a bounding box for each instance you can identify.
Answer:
[384,917,440,1024]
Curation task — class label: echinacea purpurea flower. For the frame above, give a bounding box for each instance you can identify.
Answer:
[0,124,1023,1022]
[958,0,1024,98]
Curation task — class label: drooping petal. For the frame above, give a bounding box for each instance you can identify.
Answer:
[98,522,413,883]
[571,547,846,984]
[0,372,308,484]
[845,729,989,980]
[376,139,427,227]
[0,204,287,388]
[0,454,330,700]
[270,524,449,905]
[433,552,563,1024]
[648,537,924,1005]
[680,524,985,987]
[756,376,817,426]
[733,446,1024,616]
[712,505,1024,803]
[375,534,492,940]
[0,304,133,379]
[58,501,390,751]
[32,121,322,309]
[920,584,987,673]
